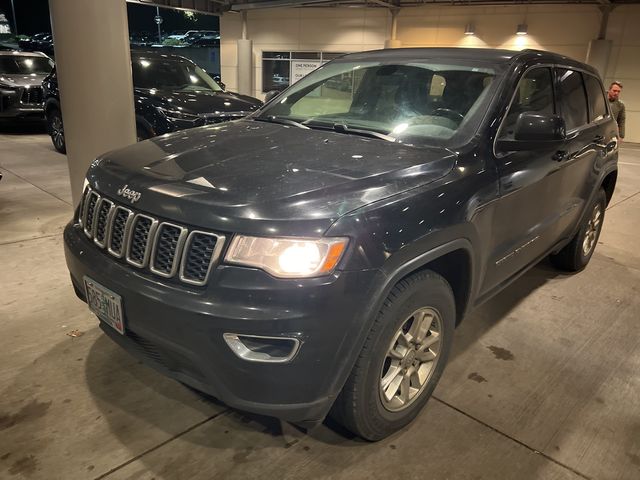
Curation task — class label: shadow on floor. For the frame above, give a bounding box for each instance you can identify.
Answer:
[77,257,566,455]
[449,257,564,363]
[0,121,47,135]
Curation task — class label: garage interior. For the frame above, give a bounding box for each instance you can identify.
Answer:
[1,1,640,479]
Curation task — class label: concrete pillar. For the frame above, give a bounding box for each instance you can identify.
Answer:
[586,39,613,79]
[385,8,402,49]
[237,40,253,96]
[237,11,253,96]
[49,0,136,207]
[385,39,402,49]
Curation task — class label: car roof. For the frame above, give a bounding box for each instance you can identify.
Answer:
[130,50,193,64]
[335,47,599,76]
[0,51,51,58]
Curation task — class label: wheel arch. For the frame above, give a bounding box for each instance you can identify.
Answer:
[601,169,617,206]
[377,239,475,326]
[44,98,60,117]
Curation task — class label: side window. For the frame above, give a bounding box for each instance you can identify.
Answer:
[557,69,589,130]
[499,67,554,140]
[583,74,607,122]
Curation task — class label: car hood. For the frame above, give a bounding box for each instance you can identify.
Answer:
[134,88,262,115]
[88,120,457,236]
[0,73,48,88]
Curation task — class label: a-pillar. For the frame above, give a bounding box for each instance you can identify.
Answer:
[49,0,136,207]
[237,11,253,96]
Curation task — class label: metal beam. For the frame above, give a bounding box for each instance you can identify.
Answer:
[230,0,342,11]
[128,0,640,14]
[127,0,224,15]
[369,0,397,7]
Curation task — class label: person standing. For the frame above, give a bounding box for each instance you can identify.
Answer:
[608,81,626,140]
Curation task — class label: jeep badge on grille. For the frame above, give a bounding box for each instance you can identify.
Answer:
[117,185,142,203]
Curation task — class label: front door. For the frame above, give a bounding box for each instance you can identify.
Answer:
[481,66,566,295]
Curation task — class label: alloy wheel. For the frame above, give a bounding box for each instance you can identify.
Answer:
[379,307,444,412]
[51,115,64,150]
[582,203,602,256]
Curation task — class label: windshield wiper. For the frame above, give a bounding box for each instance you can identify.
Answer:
[331,123,396,143]
[254,116,310,129]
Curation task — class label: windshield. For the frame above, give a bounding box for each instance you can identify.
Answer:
[258,60,499,146]
[0,56,53,75]
[132,58,223,92]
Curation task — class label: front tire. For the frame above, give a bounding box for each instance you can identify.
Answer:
[331,270,455,441]
[550,188,607,272]
[47,109,66,154]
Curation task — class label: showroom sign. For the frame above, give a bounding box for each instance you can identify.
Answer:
[290,61,322,84]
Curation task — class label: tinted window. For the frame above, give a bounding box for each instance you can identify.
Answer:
[558,69,588,130]
[0,56,53,74]
[499,67,554,140]
[583,74,607,122]
[131,58,222,92]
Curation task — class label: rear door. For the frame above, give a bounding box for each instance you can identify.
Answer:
[551,68,603,241]
[556,67,611,239]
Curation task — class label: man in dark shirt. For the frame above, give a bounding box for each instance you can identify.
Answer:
[608,81,626,140]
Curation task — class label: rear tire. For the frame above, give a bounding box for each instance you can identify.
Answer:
[331,270,455,441]
[47,109,66,154]
[550,188,607,272]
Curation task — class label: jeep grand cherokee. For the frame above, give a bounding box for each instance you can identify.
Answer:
[64,48,618,440]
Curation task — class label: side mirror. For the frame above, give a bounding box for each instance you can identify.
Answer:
[264,90,281,103]
[210,74,225,90]
[497,113,566,151]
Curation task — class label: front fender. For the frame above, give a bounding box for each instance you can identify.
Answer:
[322,232,479,409]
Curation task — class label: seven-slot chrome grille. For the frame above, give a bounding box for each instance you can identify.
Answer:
[21,86,44,105]
[79,187,225,286]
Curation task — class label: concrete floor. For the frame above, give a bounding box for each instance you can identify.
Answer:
[1,125,639,480]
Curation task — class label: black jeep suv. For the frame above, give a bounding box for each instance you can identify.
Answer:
[42,51,262,153]
[64,48,618,440]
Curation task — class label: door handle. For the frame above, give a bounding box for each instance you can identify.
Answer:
[593,135,604,143]
[553,150,568,162]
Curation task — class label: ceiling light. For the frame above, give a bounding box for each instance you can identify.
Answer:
[516,23,528,35]
[464,23,475,35]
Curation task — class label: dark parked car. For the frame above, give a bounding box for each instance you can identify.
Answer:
[42,51,262,153]
[64,48,618,440]
[129,32,155,48]
[18,33,54,56]
[0,51,53,120]
[183,31,220,47]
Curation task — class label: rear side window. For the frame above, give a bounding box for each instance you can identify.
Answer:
[499,67,554,140]
[557,69,589,131]
[583,74,607,122]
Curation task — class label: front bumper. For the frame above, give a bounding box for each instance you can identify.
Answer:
[64,223,377,423]
[0,90,45,119]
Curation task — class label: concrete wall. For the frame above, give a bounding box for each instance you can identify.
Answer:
[220,4,640,143]
[220,7,388,99]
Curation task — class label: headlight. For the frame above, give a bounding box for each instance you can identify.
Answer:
[156,107,199,121]
[0,84,17,94]
[225,236,349,278]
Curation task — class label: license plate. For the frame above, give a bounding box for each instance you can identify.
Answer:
[84,277,125,335]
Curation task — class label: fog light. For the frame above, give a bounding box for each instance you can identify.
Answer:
[223,333,301,363]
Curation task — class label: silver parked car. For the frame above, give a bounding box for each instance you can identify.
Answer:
[0,51,54,121]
